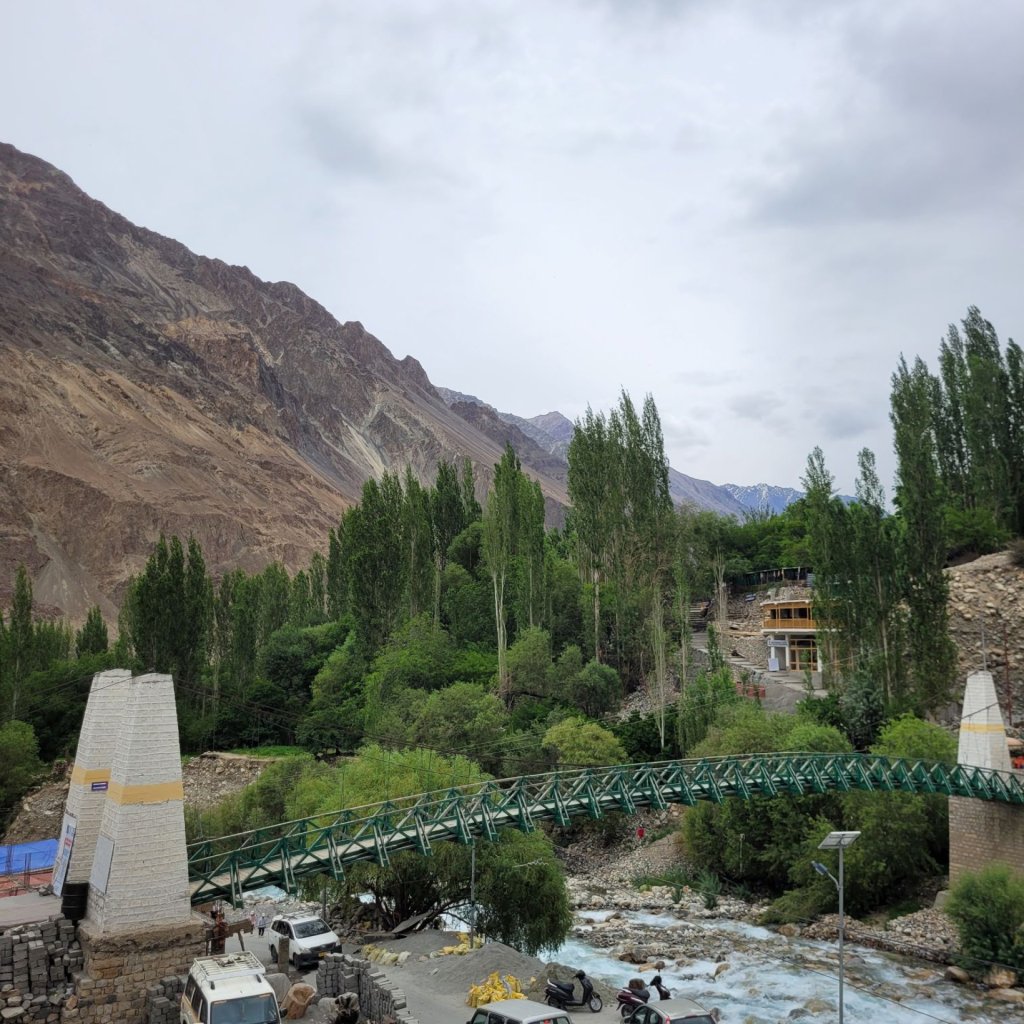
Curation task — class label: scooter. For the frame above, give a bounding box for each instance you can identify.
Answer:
[616,985,650,1018]
[545,971,603,1012]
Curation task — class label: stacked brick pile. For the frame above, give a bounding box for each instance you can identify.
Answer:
[0,916,80,1022]
[315,952,418,1024]
[144,976,184,1024]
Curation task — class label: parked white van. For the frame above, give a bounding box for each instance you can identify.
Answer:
[180,952,281,1024]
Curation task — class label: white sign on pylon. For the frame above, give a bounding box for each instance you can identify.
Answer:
[52,812,77,897]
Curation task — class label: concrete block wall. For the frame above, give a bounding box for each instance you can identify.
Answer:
[0,915,81,1023]
[86,673,191,933]
[64,671,131,886]
[949,795,1024,883]
[316,953,419,1024]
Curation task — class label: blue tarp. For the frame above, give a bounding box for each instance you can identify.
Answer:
[0,839,58,874]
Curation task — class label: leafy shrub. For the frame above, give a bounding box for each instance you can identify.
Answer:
[697,868,721,910]
[0,721,43,823]
[947,863,1024,976]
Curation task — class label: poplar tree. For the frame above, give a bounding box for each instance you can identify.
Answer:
[75,606,109,658]
[512,477,546,630]
[850,449,905,704]
[402,468,435,620]
[891,356,956,708]
[348,474,406,650]
[482,445,524,699]
[430,460,468,625]
[308,552,327,623]
[181,537,212,684]
[258,563,291,643]
[801,448,849,683]
[567,407,616,661]
[326,513,353,621]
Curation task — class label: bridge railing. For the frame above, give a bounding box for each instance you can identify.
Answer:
[186,753,1023,905]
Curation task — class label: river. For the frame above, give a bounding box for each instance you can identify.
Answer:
[552,909,1021,1024]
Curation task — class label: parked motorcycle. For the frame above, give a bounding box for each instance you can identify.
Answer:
[616,983,650,1018]
[545,971,603,1012]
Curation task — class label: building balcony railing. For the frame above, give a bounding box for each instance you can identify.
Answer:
[762,616,819,631]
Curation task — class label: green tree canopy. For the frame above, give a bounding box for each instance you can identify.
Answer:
[543,717,626,767]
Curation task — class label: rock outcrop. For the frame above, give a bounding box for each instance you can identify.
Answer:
[946,552,1024,720]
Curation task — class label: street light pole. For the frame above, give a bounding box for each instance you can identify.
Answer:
[469,842,477,948]
[812,830,860,1024]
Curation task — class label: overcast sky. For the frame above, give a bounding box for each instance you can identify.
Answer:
[3,1,1022,493]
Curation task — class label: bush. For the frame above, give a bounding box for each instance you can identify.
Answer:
[0,721,43,823]
[697,868,721,910]
[947,863,1024,976]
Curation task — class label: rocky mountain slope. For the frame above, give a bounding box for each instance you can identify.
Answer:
[0,143,572,618]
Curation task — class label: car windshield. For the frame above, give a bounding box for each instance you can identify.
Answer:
[210,994,278,1023]
[293,918,332,939]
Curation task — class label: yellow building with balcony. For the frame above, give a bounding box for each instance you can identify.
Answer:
[761,595,821,672]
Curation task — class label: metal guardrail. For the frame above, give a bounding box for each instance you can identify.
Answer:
[186,753,1024,905]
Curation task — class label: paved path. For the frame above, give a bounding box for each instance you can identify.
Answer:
[0,892,61,928]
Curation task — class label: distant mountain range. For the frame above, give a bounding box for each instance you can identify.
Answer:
[435,389,812,519]
[721,483,806,515]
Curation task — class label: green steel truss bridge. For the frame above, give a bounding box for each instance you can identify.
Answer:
[187,752,1024,906]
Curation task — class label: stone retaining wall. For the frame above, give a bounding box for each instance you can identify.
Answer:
[316,952,419,1024]
[64,918,207,1024]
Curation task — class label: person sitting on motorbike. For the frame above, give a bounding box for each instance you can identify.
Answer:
[651,976,671,1000]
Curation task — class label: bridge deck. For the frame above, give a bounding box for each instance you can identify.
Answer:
[187,753,1024,905]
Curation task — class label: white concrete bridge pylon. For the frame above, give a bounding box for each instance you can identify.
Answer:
[64,669,132,886]
[957,670,1011,771]
[84,672,192,933]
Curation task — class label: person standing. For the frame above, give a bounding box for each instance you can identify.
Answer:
[211,912,228,955]
[256,911,268,937]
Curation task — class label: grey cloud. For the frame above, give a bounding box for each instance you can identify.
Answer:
[750,3,1024,225]
[813,402,876,442]
[661,414,711,452]
[295,101,462,191]
[297,103,400,180]
[725,392,794,431]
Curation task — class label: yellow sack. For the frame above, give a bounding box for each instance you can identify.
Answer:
[466,973,526,1007]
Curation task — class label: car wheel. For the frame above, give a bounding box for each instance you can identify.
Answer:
[589,996,603,1013]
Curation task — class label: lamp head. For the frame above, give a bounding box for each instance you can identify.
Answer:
[811,861,829,877]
